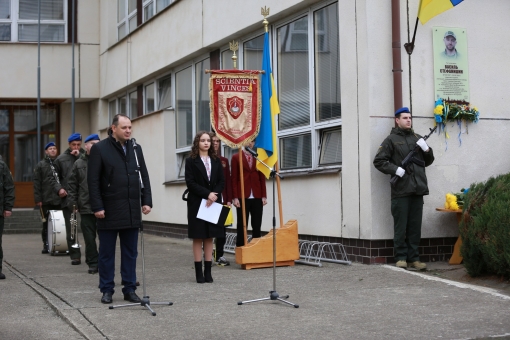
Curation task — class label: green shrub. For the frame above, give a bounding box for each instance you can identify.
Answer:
[460,173,510,278]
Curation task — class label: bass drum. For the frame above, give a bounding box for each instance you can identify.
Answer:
[47,210,68,255]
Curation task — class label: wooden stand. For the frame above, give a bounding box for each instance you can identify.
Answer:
[435,208,463,265]
[235,219,299,270]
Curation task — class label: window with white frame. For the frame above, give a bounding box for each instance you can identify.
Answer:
[157,74,172,110]
[143,0,173,23]
[145,83,155,114]
[118,0,137,41]
[195,58,210,132]
[108,99,116,124]
[129,90,138,119]
[276,2,341,170]
[0,0,66,42]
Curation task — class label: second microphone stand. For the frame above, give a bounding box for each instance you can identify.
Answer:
[109,139,173,316]
[237,148,299,308]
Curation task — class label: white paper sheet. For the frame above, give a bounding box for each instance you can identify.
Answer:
[196,199,223,224]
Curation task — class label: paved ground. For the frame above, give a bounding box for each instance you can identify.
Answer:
[1,233,510,340]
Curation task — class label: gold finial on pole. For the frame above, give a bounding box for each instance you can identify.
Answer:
[261,6,270,32]
[229,40,239,70]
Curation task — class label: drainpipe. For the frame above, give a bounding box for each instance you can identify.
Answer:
[391,0,403,114]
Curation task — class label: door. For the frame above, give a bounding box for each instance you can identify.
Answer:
[0,104,59,208]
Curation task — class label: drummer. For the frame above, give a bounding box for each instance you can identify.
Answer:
[33,142,62,254]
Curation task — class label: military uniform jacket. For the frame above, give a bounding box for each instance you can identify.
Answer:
[373,127,435,199]
[67,153,93,214]
[33,156,61,206]
[0,160,15,215]
[51,148,85,208]
[87,135,152,230]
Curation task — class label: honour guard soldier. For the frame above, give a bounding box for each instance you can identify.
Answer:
[50,133,85,265]
[67,134,100,274]
[33,142,62,253]
[0,159,15,279]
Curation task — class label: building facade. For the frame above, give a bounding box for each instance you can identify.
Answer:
[1,0,509,263]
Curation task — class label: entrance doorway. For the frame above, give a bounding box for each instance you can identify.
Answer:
[0,104,59,208]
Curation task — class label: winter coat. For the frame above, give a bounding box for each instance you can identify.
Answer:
[87,135,152,230]
[51,148,85,208]
[185,155,225,239]
[373,127,434,199]
[33,156,61,206]
[67,153,93,214]
[0,160,15,215]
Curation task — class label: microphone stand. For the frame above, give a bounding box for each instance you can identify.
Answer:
[238,147,299,308]
[109,138,173,316]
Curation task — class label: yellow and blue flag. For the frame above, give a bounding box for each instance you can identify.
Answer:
[418,0,464,24]
[254,31,280,179]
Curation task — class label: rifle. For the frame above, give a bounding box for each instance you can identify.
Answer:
[389,125,437,188]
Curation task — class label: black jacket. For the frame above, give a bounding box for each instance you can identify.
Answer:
[51,148,85,208]
[0,161,15,214]
[33,156,61,206]
[185,155,225,232]
[87,135,152,230]
[373,127,434,198]
[67,153,93,214]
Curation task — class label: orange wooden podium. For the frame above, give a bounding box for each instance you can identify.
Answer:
[436,208,463,265]
[235,219,300,270]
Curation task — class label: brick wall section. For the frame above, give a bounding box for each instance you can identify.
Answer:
[142,221,458,264]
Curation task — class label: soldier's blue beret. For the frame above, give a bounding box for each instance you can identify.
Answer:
[84,134,100,143]
[68,133,82,143]
[44,142,56,150]
[395,107,410,116]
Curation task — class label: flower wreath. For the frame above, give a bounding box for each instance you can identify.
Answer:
[433,99,480,149]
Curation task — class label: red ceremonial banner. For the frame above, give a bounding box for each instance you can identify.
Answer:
[209,70,262,149]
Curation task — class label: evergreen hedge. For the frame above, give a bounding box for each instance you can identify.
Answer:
[460,173,510,278]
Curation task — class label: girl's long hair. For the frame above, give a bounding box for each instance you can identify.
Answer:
[190,131,217,159]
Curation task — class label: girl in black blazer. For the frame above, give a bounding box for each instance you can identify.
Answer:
[185,131,225,283]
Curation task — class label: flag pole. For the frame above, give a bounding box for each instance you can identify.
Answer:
[275,161,283,228]
[230,41,248,246]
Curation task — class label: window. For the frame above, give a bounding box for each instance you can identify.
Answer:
[129,90,138,119]
[143,0,173,22]
[243,34,264,71]
[158,74,172,110]
[0,0,66,42]
[175,66,192,149]
[276,2,341,170]
[108,100,116,124]
[145,83,155,113]
[118,0,137,40]
[119,95,127,115]
[195,58,210,132]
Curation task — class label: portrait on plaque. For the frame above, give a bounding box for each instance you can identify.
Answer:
[433,27,469,103]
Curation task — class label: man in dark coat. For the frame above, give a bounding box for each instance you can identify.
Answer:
[373,107,434,271]
[33,142,61,253]
[88,114,152,304]
[67,134,100,274]
[51,133,85,265]
[0,160,15,280]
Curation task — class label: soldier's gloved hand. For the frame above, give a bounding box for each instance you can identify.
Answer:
[395,167,405,177]
[416,138,429,152]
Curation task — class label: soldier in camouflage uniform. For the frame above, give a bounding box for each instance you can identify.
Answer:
[50,133,85,265]
[0,159,15,279]
[67,134,100,274]
[33,142,61,253]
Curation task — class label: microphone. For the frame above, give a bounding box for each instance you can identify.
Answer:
[132,138,138,149]
[245,146,258,157]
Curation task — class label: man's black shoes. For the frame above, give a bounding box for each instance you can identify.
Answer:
[71,259,81,265]
[0,272,5,280]
[41,245,49,254]
[101,292,113,304]
[88,266,98,274]
[123,291,141,303]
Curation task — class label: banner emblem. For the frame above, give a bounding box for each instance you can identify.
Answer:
[209,70,262,148]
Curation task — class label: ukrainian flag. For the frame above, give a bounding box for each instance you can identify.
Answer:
[418,0,464,24]
[254,31,280,179]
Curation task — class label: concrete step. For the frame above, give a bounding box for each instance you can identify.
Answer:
[4,209,45,234]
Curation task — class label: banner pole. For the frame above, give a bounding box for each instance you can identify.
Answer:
[275,161,284,228]
[239,148,248,246]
